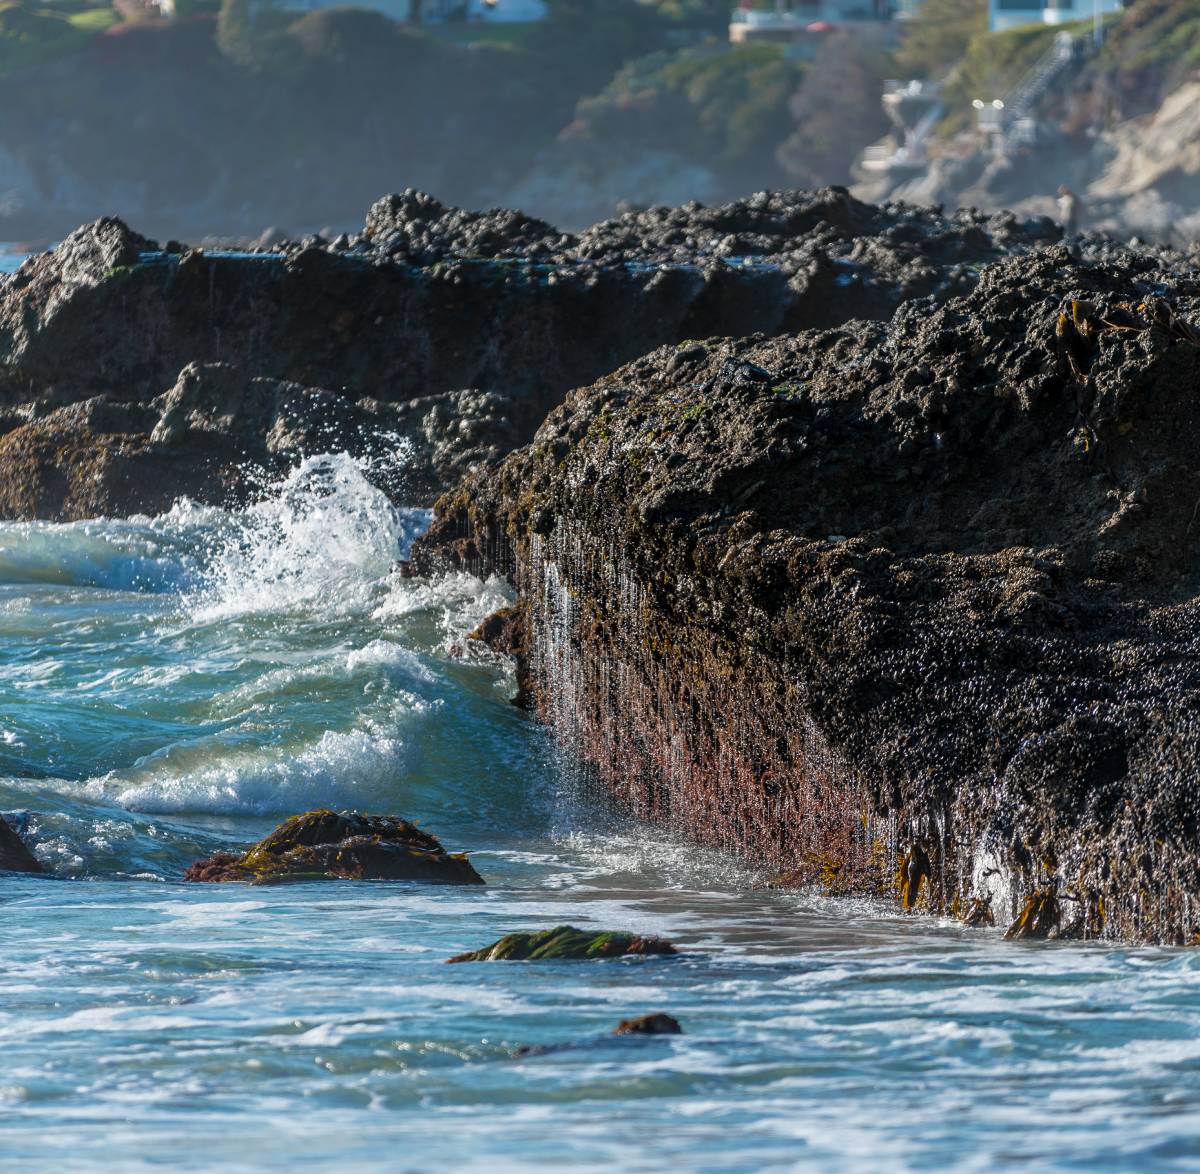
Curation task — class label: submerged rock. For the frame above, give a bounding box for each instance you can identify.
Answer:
[413,241,1200,945]
[184,810,484,885]
[446,926,677,962]
[614,1013,682,1036]
[515,1013,684,1056]
[0,814,42,874]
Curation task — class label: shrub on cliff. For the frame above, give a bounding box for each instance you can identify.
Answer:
[777,31,889,189]
[0,0,114,73]
[508,40,807,222]
[893,0,986,80]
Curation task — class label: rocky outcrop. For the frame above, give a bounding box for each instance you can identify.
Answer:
[447,926,677,962]
[0,814,43,874]
[0,191,1061,516]
[0,363,522,519]
[414,239,1200,945]
[184,809,484,885]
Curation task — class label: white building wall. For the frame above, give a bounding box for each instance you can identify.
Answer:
[988,0,1123,33]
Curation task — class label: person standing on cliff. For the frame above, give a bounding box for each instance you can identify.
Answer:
[1057,185,1083,236]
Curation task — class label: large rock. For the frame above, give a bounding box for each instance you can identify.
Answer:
[0,191,1061,515]
[184,809,484,885]
[0,814,43,874]
[413,240,1200,945]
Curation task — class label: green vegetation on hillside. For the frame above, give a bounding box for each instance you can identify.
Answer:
[0,0,117,73]
[894,0,986,80]
[571,42,806,178]
[940,19,1068,129]
[1097,0,1200,110]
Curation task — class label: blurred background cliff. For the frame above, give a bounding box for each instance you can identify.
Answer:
[0,0,1197,241]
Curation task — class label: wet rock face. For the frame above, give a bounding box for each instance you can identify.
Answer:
[0,190,1060,516]
[415,243,1200,945]
[0,363,517,519]
[184,810,485,885]
[0,814,43,874]
[466,605,532,708]
[446,926,677,962]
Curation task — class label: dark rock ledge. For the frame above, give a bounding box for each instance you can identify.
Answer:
[412,244,1200,945]
[0,190,1063,518]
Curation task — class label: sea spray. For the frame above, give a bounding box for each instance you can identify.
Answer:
[0,449,523,862]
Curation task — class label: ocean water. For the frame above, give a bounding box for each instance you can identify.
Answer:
[3,454,1200,1172]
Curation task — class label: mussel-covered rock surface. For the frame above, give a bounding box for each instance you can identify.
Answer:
[413,241,1200,945]
[0,189,1059,518]
[185,809,484,885]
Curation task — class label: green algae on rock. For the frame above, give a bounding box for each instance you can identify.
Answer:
[184,809,484,885]
[446,926,677,962]
[0,814,43,874]
[413,241,1200,946]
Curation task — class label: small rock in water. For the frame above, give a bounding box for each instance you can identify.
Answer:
[446,925,676,962]
[0,814,43,874]
[183,809,484,885]
[614,1013,682,1036]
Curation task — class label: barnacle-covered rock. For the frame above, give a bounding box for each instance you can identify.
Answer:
[184,809,484,885]
[446,925,676,962]
[414,241,1200,945]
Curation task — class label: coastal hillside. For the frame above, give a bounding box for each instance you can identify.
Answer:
[860,0,1200,239]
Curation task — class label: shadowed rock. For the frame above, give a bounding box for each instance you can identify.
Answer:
[447,925,676,962]
[0,192,1061,517]
[184,809,484,885]
[0,814,43,874]
[614,1013,682,1036]
[466,605,532,708]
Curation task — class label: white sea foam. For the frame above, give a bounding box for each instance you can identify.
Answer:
[374,570,514,642]
[183,453,427,623]
[94,725,418,816]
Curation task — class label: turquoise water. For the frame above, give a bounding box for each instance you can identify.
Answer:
[0,248,26,274]
[3,458,1200,1171]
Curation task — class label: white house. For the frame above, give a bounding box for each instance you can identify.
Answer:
[424,0,547,20]
[989,0,1123,34]
[281,0,548,22]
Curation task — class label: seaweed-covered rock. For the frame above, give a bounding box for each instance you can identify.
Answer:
[446,925,677,962]
[184,810,484,885]
[414,242,1200,945]
[614,1013,682,1036]
[0,814,42,874]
